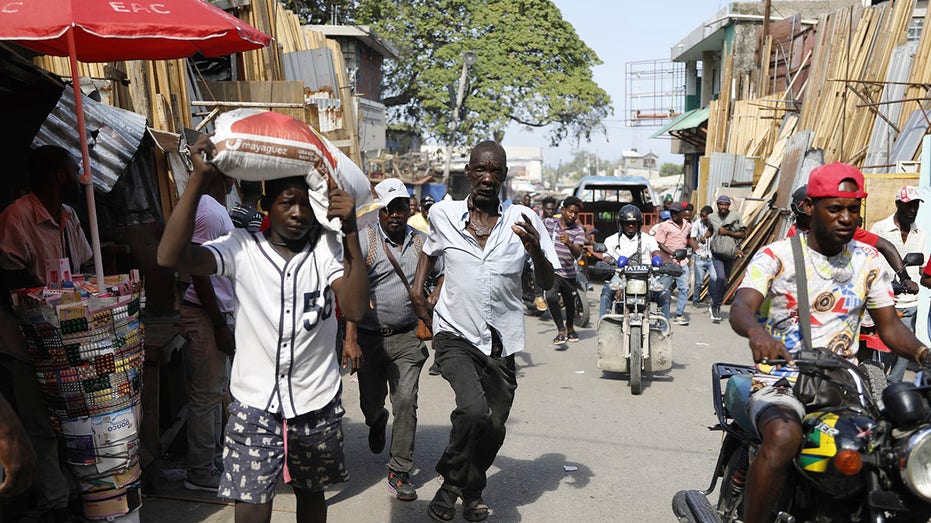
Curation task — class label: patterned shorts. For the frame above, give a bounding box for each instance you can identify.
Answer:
[218,393,349,504]
[747,382,805,438]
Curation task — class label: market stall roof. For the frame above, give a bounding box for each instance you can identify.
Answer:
[651,107,709,149]
[651,107,709,138]
[34,86,147,193]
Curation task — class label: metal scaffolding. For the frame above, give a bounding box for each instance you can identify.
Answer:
[625,59,686,127]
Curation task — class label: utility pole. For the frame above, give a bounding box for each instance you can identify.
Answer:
[443,51,477,179]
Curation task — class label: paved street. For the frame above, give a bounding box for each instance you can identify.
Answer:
[142,286,750,522]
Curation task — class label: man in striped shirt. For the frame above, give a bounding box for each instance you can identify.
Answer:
[543,196,586,344]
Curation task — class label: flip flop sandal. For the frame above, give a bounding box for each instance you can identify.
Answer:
[428,486,458,522]
[463,497,490,522]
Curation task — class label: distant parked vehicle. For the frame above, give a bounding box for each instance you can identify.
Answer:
[573,176,660,281]
[573,176,660,243]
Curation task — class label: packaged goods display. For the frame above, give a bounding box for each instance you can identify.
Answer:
[12,270,145,520]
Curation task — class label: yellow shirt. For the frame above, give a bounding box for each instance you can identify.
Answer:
[408,212,429,233]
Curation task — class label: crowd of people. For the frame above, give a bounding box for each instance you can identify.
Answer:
[2,139,931,523]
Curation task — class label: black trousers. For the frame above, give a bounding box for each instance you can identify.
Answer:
[544,274,576,332]
[433,331,517,496]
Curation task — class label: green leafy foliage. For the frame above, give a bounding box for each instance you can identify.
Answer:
[285,0,612,147]
[660,162,682,177]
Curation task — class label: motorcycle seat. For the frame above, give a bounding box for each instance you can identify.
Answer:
[724,374,755,433]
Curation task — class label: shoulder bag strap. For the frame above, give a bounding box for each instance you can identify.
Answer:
[364,226,378,268]
[790,234,813,350]
[382,238,413,290]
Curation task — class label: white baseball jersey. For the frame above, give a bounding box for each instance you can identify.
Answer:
[204,228,344,419]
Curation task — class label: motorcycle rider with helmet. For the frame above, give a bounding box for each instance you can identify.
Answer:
[598,204,670,318]
[729,163,931,523]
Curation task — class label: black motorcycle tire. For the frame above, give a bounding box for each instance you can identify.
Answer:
[630,325,643,395]
[858,360,888,405]
[574,286,591,328]
[716,446,748,522]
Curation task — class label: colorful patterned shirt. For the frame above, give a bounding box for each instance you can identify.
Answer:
[544,217,586,280]
[738,233,895,357]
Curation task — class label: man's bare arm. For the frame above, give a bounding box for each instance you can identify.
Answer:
[873,305,930,365]
[730,288,793,364]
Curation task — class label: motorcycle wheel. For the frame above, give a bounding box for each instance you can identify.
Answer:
[858,360,888,405]
[716,447,748,522]
[630,325,643,395]
[574,287,591,328]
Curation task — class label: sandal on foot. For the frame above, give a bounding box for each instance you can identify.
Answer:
[553,333,567,345]
[428,486,458,522]
[463,496,490,522]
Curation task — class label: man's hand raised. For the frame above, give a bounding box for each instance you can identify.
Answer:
[324,173,357,233]
[512,213,541,255]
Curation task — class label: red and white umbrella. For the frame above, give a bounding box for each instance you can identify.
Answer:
[0,0,271,282]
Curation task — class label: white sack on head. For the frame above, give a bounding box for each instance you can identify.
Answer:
[210,109,372,231]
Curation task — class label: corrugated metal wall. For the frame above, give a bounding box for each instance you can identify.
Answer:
[32,86,146,193]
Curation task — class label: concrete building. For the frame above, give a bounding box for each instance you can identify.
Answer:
[654,1,861,190]
[304,24,399,158]
[619,149,659,172]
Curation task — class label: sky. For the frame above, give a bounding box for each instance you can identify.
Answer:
[501,0,732,168]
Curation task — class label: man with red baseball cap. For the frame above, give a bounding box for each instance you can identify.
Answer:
[730,162,930,523]
[870,183,925,383]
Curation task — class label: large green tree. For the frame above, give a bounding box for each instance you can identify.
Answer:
[283,0,611,147]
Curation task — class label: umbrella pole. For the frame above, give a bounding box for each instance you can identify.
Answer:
[67,29,106,286]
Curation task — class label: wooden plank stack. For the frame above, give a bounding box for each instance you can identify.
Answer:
[698,0,931,302]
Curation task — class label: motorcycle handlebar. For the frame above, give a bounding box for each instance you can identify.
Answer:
[759,349,847,369]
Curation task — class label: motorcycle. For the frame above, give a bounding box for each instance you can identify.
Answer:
[521,258,591,328]
[593,245,685,395]
[857,252,924,376]
[672,348,931,523]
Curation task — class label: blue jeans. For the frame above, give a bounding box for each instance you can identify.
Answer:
[711,255,736,308]
[660,264,690,317]
[599,284,670,319]
[889,306,917,383]
[692,256,716,304]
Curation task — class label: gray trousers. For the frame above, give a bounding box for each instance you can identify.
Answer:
[356,328,428,473]
[180,305,231,482]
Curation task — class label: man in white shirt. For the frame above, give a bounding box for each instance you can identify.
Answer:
[689,205,716,307]
[411,141,559,523]
[598,204,669,318]
[870,185,926,382]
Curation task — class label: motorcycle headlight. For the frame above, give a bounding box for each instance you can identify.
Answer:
[626,279,648,295]
[900,427,931,501]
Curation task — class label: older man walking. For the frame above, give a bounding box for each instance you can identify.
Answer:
[412,141,559,522]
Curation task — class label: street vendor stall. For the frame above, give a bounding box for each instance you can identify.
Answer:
[12,273,146,520]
